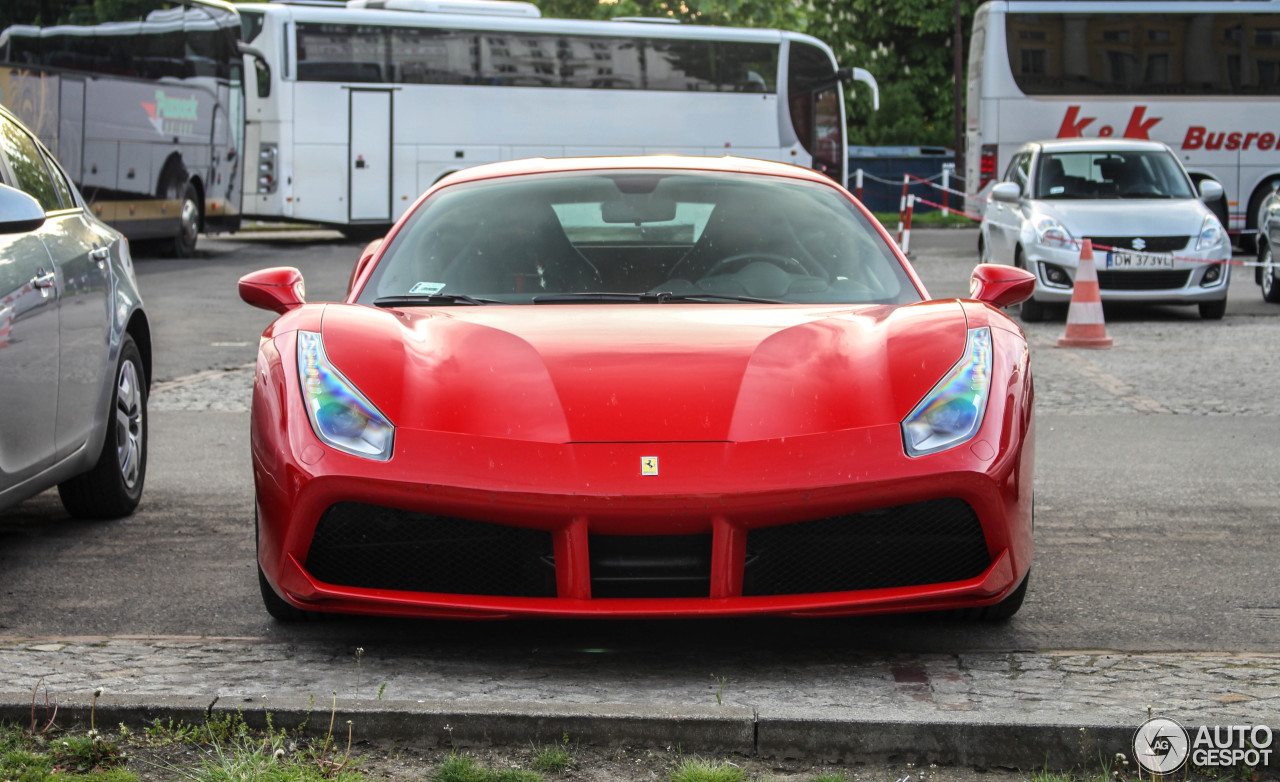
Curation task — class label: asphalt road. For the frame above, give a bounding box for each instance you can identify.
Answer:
[0,227,1276,660]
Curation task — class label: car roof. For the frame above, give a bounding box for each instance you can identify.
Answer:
[1028,138,1172,154]
[435,155,839,188]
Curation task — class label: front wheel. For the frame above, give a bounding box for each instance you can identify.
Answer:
[58,334,147,519]
[258,564,316,622]
[1261,245,1280,303]
[170,182,199,258]
[963,569,1030,622]
[1199,299,1227,320]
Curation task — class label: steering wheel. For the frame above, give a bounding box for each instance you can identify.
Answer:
[701,252,819,279]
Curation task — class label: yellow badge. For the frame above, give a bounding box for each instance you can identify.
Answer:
[640,456,659,476]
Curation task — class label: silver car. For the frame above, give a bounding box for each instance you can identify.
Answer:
[979,139,1231,321]
[0,106,151,518]
[1252,190,1280,304]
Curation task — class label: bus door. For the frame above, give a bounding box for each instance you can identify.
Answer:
[57,77,85,186]
[348,89,392,223]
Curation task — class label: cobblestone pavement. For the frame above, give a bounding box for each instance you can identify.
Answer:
[1,637,1276,726]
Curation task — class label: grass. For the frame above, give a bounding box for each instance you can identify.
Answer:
[667,756,746,782]
[530,742,574,774]
[434,753,544,782]
[872,209,979,227]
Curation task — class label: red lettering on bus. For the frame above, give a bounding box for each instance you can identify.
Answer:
[1056,105,1095,138]
[1244,132,1260,150]
[1183,127,1205,149]
[1226,132,1243,151]
[1205,132,1225,150]
[1261,133,1275,151]
[1122,106,1161,139]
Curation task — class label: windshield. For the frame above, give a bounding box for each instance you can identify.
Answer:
[359,170,919,306]
[1034,150,1195,200]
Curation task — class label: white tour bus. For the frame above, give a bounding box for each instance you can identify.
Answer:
[236,0,875,232]
[966,0,1280,241]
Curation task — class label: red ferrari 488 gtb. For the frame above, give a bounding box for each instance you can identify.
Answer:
[240,156,1037,622]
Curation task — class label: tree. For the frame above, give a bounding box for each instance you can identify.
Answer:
[816,0,982,148]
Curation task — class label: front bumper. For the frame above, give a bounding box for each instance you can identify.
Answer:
[251,333,1034,620]
[1025,242,1230,304]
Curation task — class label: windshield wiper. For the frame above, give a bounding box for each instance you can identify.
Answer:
[533,291,785,304]
[374,294,505,307]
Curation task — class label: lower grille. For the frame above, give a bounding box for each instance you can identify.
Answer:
[305,503,556,597]
[589,534,712,598]
[742,498,990,596]
[1088,236,1189,253]
[1097,270,1191,290]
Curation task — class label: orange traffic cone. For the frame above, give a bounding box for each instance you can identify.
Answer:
[1057,239,1112,349]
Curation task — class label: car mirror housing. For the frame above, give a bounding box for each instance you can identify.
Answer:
[349,238,383,295]
[969,263,1036,309]
[990,182,1022,204]
[1198,179,1224,202]
[0,183,46,234]
[239,266,306,314]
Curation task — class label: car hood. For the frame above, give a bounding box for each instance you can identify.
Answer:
[318,301,969,443]
[1033,198,1210,237]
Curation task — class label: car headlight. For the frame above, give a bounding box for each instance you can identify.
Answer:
[1195,214,1224,250]
[902,327,992,457]
[297,330,394,460]
[1034,216,1076,250]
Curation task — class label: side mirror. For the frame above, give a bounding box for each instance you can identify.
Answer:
[0,183,46,234]
[990,182,1022,204]
[239,266,305,314]
[1198,179,1224,202]
[969,263,1036,309]
[348,238,382,295]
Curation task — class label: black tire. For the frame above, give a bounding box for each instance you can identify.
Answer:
[1261,244,1280,304]
[1245,180,1280,254]
[258,564,315,622]
[1199,299,1227,320]
[964,569,1030,622]
[1019,296,1045,323]
[58,334,147,519]
[170,182,200,258]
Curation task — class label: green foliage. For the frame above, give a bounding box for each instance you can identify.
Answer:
[435,754,546,782]
[668,757,746,782]
[531,741,574,773]
[538,0,806,30]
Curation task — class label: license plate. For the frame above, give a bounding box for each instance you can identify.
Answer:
[1106,251,1175,269]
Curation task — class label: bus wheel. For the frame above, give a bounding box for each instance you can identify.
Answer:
[1247,179,1280,255]
[171,183,200,258]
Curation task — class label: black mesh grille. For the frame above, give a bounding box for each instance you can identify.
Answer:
[305,503,556,597]
[589,534,712,598]
[1096,270,1191,290]
[742,498,990,596]
[1088,236,1189,253]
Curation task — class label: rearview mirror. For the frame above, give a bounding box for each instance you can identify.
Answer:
[0,183,46,234]
[349,238,382,295]
[239,267,306,314]
[990,182,1022,204]
[1198,179,1224,202]
[969,263,1036,309]
[601,198,678,224]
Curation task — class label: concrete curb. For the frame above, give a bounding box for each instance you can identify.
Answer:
[0,693,1141,768]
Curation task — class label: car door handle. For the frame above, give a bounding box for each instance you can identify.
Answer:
[90,246,110,266]
[31,270,56,289]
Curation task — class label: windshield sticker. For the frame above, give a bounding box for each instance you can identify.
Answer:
[410,282,446,295]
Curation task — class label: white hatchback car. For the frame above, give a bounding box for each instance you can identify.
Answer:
[979,139,1231,321]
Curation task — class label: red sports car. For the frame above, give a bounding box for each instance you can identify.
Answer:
[240,156,1037,622]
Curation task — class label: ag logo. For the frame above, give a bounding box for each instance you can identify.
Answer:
[1134,717,1189,774]
[640,456,659,476]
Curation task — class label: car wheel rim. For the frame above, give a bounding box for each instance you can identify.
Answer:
[1266,249,1277,297]
[180,196,198,247]
[115,359,143,489]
